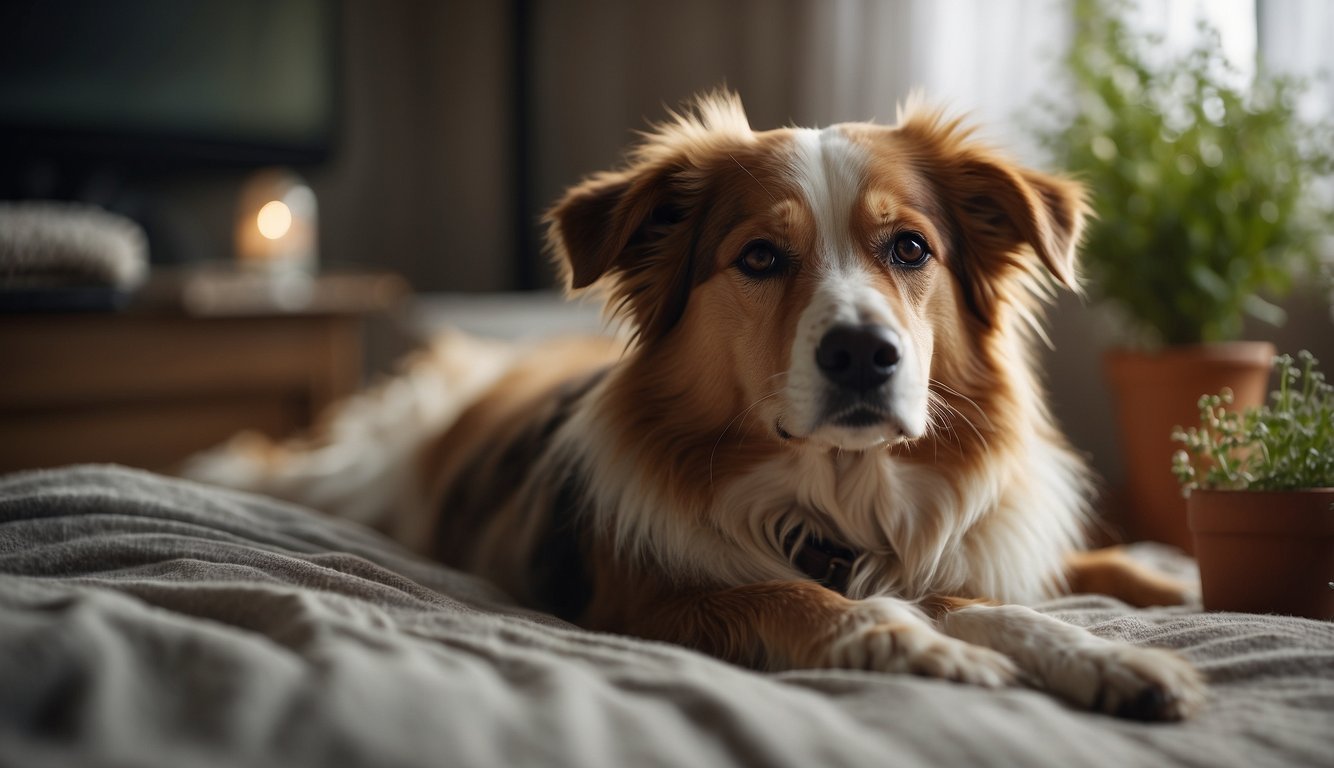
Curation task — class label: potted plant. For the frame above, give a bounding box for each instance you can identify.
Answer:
[1173,351,1333,620]
[1044,0,1334,551]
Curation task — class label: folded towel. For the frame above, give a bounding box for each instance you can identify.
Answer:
[0,201,148,290]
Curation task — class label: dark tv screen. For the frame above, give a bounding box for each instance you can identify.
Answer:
[0,0,339,166]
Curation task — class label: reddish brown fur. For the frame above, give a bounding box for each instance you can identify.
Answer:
[440,102,1093,618]
[187,94,1199,720]
[1065,547,1195,608]
[573,542,875,670]
[557,140,831,514]
[421,93,1187,683]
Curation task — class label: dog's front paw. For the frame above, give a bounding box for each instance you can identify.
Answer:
[824,600,1018,687]
[1051,645,1206,721]
[940,603,1207,720]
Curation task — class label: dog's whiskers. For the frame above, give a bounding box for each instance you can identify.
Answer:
[924,395,964,455]
[728,153,777,205]
[926,390,989,452]
[928,379,994,432]
[709,390,782,488]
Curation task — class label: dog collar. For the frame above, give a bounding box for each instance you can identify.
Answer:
[787,530,859,595]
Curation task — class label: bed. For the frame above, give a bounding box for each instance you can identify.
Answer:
[2,464,1331,768]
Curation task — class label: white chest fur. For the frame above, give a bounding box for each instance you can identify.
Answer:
[710,438,1088,604]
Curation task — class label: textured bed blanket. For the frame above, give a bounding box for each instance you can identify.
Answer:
[1,465,1331,768]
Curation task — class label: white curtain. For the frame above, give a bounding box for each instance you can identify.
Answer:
[1258,0,1334,120]
[790,0,1070,163]
[789,0,1333,160]
[1124,0,1257,80]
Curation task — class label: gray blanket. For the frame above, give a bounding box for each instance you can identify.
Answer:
[1,465,1331,768]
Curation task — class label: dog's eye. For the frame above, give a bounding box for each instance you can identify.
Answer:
[887,232,931,267]
[736,241,786,279]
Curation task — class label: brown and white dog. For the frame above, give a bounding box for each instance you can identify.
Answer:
[187,92,1204,720]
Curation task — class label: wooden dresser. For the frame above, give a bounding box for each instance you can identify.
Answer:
[0,270,406,474]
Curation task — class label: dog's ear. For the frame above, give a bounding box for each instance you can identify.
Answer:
[949,159,1088,321]
[547,90,754,341]
[546,163,696,341]
[549,171,632,291]
[949,159,1086,289]
[547,167,676,289]
[899,111,1088,321]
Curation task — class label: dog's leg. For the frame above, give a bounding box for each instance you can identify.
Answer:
[1065,546,1196,607]
[934,599,1206,720]
[634,581,1016,687]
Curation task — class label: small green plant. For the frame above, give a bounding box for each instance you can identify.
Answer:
[1173,351,1334,492]
[1043,0,1334,346]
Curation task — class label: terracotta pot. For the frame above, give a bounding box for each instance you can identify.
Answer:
[1104,342,1275,553]
[1188,489,1334,620]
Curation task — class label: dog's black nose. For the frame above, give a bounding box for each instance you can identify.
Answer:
[815,324,900,391]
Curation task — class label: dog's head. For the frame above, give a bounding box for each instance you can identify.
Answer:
[547,91,1086,453]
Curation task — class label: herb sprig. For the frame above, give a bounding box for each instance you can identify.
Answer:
[1173,351,1334,492]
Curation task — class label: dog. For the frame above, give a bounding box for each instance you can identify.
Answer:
[186,91,1204,720]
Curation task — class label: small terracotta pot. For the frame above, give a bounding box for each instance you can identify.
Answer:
[1104,342,1275,552]
[1188,489,1334,620]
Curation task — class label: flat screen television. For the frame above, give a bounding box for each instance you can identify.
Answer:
[0,0,340,168]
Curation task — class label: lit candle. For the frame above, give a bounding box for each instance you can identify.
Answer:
[235,169,318,272]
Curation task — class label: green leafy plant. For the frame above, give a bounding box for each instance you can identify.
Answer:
[1173,351,1334,492]
[1043,0,1334,346]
